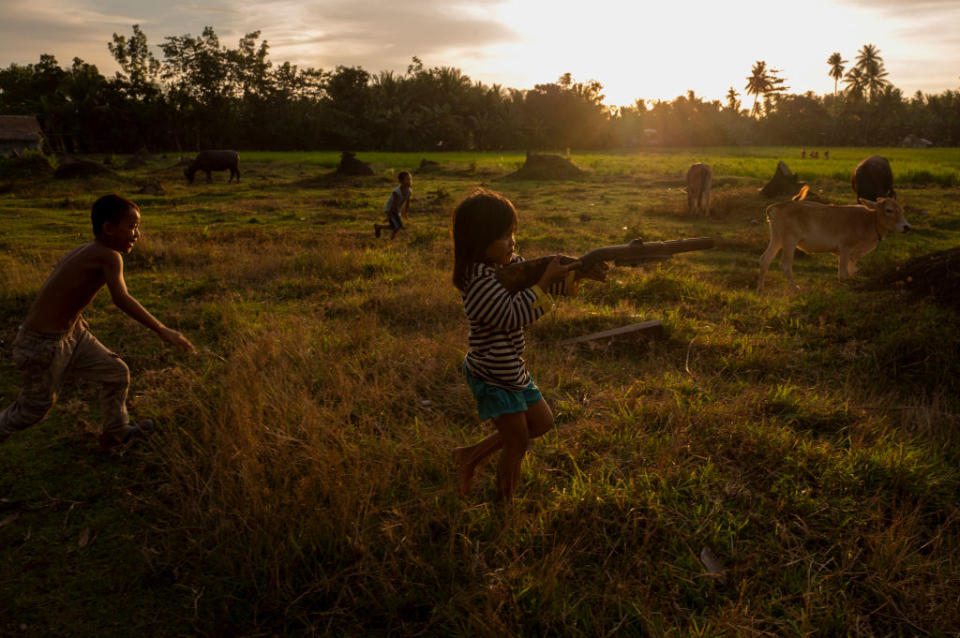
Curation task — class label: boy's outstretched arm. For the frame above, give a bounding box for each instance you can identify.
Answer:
[103,251,196,352]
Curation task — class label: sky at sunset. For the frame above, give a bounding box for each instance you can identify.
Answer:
[1,0,958,107]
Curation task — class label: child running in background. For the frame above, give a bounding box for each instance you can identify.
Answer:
[374,171,412,239]
[451,188,606,501]
[0,194,195,449]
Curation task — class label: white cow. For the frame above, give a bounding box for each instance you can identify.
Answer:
[757,197,910,292]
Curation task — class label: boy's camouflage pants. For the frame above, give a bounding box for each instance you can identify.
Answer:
[0,320,130,442]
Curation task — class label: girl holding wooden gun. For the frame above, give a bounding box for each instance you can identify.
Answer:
[450,188,606,502]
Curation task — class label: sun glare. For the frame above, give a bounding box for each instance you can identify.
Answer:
[478,0,904,107]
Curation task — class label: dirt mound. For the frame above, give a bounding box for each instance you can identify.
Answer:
[503,153,584,181]
[870,247,960,311]
[417,158,440,172]
[336,151,374,176]
[124,155,149,169]
[760,160,805,198]
[54,159,117,179]
[137,181,165,195]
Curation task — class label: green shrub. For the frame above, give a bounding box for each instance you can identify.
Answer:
[0,149,57,177]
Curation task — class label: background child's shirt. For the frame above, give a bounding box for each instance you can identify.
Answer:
[384,186,411,217]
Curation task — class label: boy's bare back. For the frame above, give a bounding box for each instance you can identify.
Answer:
[24,242,118,333]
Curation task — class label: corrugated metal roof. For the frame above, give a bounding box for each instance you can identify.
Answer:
[0,115,43,141]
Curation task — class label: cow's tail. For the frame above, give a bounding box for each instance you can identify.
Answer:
[764,200,789,223]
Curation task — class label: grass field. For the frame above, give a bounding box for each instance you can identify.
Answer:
[1,148,959,636]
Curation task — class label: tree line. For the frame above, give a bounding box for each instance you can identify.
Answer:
[1,26,958,153]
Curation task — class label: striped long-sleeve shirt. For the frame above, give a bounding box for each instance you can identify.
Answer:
[462,256,567,391]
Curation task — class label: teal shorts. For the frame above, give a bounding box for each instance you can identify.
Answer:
[463,362,543,421]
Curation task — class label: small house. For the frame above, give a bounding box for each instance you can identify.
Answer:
[901,133,933,148]
[0,115,44,156]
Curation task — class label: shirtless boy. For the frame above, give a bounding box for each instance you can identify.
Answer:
[0,194,195,448]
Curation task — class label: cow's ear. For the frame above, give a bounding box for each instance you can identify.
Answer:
[859,197,877,207]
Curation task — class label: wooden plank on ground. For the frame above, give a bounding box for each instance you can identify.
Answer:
[555,319,663,346]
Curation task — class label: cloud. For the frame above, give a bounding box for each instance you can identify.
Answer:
[234,0,520,73]
[837,0,960,10]
[0,0,518,76]
[895,23,960,48]
[0,0,143,68]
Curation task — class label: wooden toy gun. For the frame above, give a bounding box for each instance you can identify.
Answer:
[495,237,715,293]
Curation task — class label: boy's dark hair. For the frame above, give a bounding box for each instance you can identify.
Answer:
[452,188,518,292]
[91,194,139,236]
[398,170,411,182]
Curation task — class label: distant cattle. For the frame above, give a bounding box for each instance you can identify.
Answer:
[757,197,910,292]
[851,155,894,201]
[686,163,711,215]
[184,150,240,184]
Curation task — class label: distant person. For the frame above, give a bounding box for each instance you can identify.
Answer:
[801,148,806,159]
[450,188,606,502]
[374,171,412,239]
[824,150,830,160]
[0,194,196,449]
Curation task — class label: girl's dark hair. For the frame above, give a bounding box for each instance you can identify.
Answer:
[451,188,518,291]
[91,193,138,236]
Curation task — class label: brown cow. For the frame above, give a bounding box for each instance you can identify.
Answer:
[757,197,910,292]
[686,163,711,215]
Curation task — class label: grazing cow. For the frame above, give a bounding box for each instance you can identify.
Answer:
[757,197,910,292]
[184,150,240,184]
[852,155,895,201]
[686,163,711,215]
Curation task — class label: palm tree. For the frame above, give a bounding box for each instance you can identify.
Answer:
[855,44,881,73]
[854,44,890,101]
[843,67,866,102]
[725,87,740,111]
[745,61,768,116]
[744,60,788,117]
[827,52,846,95]
[864,64,890,101]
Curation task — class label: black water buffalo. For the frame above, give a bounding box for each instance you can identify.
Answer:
[852,155,895,201]
[184,150,240,184]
